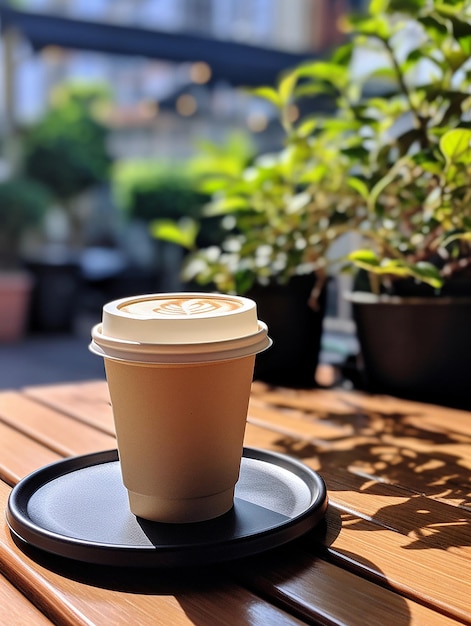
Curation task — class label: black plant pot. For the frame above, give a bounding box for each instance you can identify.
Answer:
[24,248,81,333]
[347,292,471,409]
[248,275,327,388]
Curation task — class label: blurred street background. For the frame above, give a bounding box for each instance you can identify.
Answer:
[0,0,364,387]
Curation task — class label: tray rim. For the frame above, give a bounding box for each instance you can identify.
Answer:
[6,447,328,567]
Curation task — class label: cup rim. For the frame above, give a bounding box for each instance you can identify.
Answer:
[89,322,272,364]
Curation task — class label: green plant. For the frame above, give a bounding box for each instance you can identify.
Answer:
[23,82,111,201]
[152,123,358,301]
[306,0,471,294]
[154,0,471,298]
[112,160,205,221]
[0,178,52,269]
[112,159,223,248]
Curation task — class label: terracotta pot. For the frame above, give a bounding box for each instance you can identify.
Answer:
[0,271,33,342]
[346,292,471,409]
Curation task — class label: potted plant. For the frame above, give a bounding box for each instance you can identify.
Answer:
[21,82,112,331]
[111,159,214,293]
[151,120,359,386]
[296,0,471,405]
[23,81,112,236]
[155,0,471,398]
[0,178,51,341]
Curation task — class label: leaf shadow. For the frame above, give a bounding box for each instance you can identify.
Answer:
[261,390,471,552]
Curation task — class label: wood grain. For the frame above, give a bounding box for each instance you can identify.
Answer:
[0,573,53,625]
[247,386,471,510]
[0,480,304,626]
[1,381,469,625]
[24,381,115,435]
[0,391,115,457]
[0,420,62,486]
[235,536,463,626]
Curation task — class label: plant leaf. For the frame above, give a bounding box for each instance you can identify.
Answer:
[150,218,199,250]
[348,252,443,288]
[203,196,251,216]
[278,70,298,105]
[347,177,370,199]
[440,128,471,164]
[441,231,471,247]
[250,87,281,108]
[369,0,388,15]
[348,249,380,266]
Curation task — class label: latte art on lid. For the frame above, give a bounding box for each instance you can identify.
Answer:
[98,292,264,346]
[120,297,242,318]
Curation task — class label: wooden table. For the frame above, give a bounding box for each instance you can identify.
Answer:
[0,379,470,625]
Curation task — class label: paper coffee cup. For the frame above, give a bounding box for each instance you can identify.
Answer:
[90,292,271,523]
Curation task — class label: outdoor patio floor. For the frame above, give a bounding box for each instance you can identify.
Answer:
[0,316,357,390]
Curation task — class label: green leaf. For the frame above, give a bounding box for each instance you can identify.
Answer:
[250,87,281,108]
[348,249,380,266]
[296,61,348,91]
[347,177,370,199]
[331,42,354,67]
[294,82,337,99]
[203,196,251,216]
[444,49,470,72]
[150,218,199,250]
[408,262,443,288]
[389,0,426,11]
[295,116,319,138]
[198,177,232,194]
[369,0,388,15]
[435,5,471,38]
[348,252,443,288]
[342,146,370,160]
[417,15,448,41]
[234,270,255,295]
[440,128,471,164]
[348,15,391,40]
[366,67,397,83]
[442,231,471,247]
[278,70,298,105]
[299,163,328,184]
[458,35,471,54]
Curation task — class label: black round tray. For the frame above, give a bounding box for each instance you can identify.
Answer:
[6,447,327,567]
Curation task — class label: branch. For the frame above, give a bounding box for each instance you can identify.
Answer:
[382,39,430,150]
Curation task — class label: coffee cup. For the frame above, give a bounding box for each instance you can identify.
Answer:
[89,292,271,523]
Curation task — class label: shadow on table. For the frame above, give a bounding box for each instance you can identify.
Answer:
[10,508,336,594]
[265,393,471,553]
[11,507,413,624]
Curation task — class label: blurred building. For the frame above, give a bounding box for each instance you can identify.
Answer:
[0,0,366,159]
[0,0,367,330]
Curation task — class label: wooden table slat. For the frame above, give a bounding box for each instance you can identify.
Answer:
[0,392,116,458]
[24,381,115,435]
[251,385,471,438]
[0,420,62,486]
[1,382,469,625]
[0,481,305,626]
[0,573,53,625]
[236,536,464,626]
[328,512,471,623]
[245,409,471,509]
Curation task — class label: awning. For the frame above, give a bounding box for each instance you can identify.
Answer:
[0,5,317,86]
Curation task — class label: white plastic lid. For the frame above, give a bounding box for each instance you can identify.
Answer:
[89,292,272,364]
